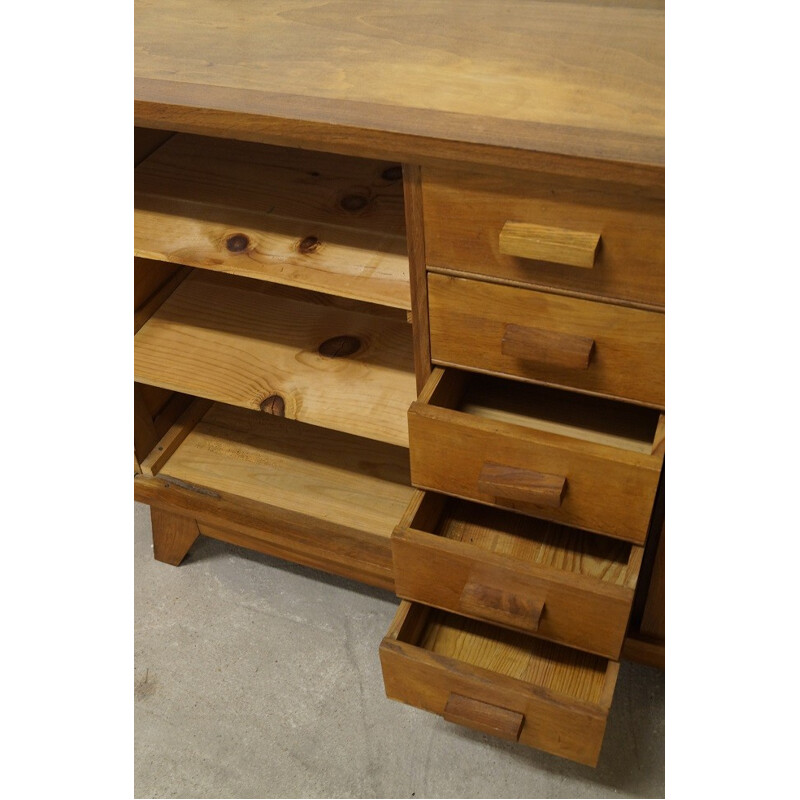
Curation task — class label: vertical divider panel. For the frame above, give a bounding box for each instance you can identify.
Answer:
[402,164,432,394]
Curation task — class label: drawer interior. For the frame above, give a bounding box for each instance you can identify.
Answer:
[395,604,611,705]
[134,269,416,447]
[135,133,410,310]
[406,492,641,590]
[430,369,664,455]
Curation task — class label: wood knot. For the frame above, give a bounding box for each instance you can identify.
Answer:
[226,233,250,253]
[318,335,362,358]
[298,235,320,254]
[381,165,402,182]
[339,194,369,213]
[260,395,285,416]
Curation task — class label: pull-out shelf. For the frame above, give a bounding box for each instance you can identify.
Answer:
[135,134,410,310]
[134,400,414,590]
[134,270,416,447]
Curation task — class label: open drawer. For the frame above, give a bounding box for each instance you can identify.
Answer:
[408,369,664,543]
[380,601,619,766]
[392,491,642,658]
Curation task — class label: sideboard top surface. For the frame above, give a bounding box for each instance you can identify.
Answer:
[135,0,664,176]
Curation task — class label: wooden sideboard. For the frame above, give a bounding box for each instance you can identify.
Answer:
[134,0,664,767]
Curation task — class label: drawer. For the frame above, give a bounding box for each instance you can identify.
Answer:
[428,273,664,408]
[392,491,643,659]
[422,163,664,309]
[379,601,619,766]
[408,369,664,543]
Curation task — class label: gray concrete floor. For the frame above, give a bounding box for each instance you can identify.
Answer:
[135,502,664,799]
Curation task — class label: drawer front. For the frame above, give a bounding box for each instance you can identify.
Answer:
[422,163,664,309]
[429,273,665,408]
[408,371,663,543]
[380,602,618,767]
[392,494,641,659]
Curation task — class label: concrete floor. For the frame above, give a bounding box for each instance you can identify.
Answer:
[134,502,664,799]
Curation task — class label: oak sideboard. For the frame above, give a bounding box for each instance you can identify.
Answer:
[134,0,665,767]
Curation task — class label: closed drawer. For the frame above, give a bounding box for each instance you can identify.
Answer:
[380,601,619,766]
[392,491,643,659]
[408,369,664,543]
[423,163,664,309]
[429,273,664,408]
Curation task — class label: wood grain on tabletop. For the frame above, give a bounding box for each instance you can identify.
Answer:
[428,274,665,408]
[135,1,664,176]
[133,271,416,447]
[135,134,411,310]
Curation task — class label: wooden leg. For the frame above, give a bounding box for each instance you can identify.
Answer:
[150,507,200,566]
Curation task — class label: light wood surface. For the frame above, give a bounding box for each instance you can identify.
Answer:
[424,163,664,309]
[420,611,607,701]
[392,492,641,657]
[157,403,413,539]
[134,383,193,466]
[136,1,664,174]
[134,271,416,446]
[429,274,665,408]
[409,369,663,542]
[380,601,618,766]
[499,222,600,269]
[134,265,191,335]
[135,134,410,310]
[135,401,415,589]
[139,398,214,477]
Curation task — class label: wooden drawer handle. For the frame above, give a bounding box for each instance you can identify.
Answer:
[478,462,566,508]
[499,221,600,269]
[501,324,594,370]
[443,693,524,742]
[459,578,545,634]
